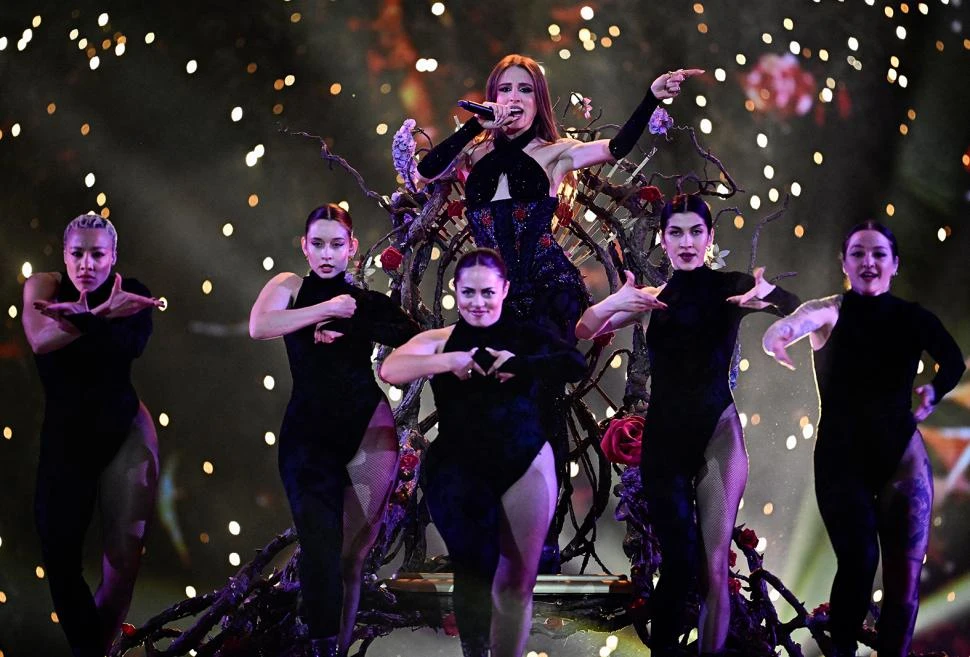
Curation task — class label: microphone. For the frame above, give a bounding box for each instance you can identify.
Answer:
[457,100,523,121]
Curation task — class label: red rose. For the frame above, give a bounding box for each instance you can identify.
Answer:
[481,211,493,227]
[811,602,831,616]
[728,549,737,568]
[600,415,644,466]
[121,623,137,637]
[512,207,527,221]
[539,234,553,248]
[592,330,615,348]
[442,611,459,636]
[739,528,758,550]
[380,246,404,271]
[447,199,464,218]
[555,202,573,226]
[728,578,742,595]
[638,186,664,203]
[389,490,410,506]
[399,453,419,471]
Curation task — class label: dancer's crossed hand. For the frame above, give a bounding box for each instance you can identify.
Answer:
[727,267,776,310]
[449,348,486,381]
[93,274,164,319]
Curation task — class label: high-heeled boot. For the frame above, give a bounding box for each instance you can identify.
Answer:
[309,636,343,657]
[459,635,490,657]
[876,599,918,657]
[828,644,857,657]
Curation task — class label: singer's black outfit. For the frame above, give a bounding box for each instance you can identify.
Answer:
[462,123,588,342]
[416,90,663,344]
[279,271,418,639]
[811,290,964,655]
[33,272,153,657]
[424,314,585,649]
[640,267,799,652]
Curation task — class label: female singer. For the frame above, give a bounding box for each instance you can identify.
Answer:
[417,52,702,570]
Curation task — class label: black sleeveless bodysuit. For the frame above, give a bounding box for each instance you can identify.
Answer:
[280,271,418,471]
[423,314,585,645]
[638,265,799,651]
[276,270,417,639]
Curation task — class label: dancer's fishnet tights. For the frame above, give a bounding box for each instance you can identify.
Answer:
[695,406,748,654]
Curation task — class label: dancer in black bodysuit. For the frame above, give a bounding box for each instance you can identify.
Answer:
[577,195,800,656]
[417,52,703,568]
[249,204,418,657]
[380,249,585,657]
[23,214,163,657]
[763,221,965,657]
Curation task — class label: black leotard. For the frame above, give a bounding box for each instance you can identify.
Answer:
[277,271,418,639]
[811,290,964,654]
[35,273,152,454]
[280,271,419,467]
[644,266,800,470]
[33,272,153,657]
[424,314,585,646]
[427,314,586,494]
[639,266,798,651]
[813,290,965,487]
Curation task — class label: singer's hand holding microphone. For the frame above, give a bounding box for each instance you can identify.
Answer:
[457,100,524,129]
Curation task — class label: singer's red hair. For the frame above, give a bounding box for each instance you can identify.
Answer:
[484,54,560,143]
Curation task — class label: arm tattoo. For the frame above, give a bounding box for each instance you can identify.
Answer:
[763,295,841,349]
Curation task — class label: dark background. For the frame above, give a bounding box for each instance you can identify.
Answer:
[1,2,969,655]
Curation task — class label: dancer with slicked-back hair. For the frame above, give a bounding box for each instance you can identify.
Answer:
[23,213,163,657]
[577,195,800,656]
[249,204,419,657]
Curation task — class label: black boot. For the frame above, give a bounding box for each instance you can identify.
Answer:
[829,645,857,657]
[877,600,918,657]
[537,540,561,575]
[459,635,490,657]
[309,636,343,657]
